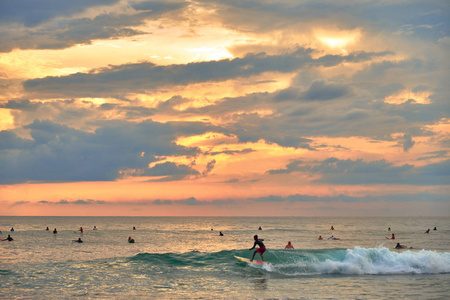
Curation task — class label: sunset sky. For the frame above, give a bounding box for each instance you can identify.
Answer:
[0,0,449,216]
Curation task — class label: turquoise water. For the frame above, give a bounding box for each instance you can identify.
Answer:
[1,217,449,299]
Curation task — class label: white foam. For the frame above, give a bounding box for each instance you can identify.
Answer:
[314,247,450,275]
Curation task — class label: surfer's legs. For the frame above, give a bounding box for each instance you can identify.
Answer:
[251,250,257,261]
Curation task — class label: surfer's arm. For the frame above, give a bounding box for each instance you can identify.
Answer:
[249,241,256,250]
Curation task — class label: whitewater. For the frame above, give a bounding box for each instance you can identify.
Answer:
[1,216,449,299]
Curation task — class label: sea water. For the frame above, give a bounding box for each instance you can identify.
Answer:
[1,216,449,299]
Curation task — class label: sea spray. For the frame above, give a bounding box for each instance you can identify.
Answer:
[271,247,450,275]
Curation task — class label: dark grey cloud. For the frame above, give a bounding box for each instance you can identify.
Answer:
[301,80,350,101]
[248,191,448,203]
[23,48,390,98]
[402,134,415,152]
[143,161,200,182]
[206,148,255,156]
[0,119,209,184]
[418,150,448,161]
[200,0,449,43]
[0,0,119,27]
[0,1,187,52]
[153,197,236,206]
[36,199,106,205]
[267,157,450,186]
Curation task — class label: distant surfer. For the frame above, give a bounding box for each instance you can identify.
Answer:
[93,226,97,230]
[73,238,83,243]
[388,227,391,231]
[433,227,437,231]
[219,231,224,236]
[386,233,395,239]
[395,243,412,249]
[10,227,14,232]
[330,226,334,230]
[249,235,266,262]
[46,227,49,231]
[425,229,430,233]
[53,228,58,234]
[128,237,135,243]
[328,235,340,240]
[318,236,323,240]
[0,234,14,241]
[133,227,136,230]
[285,241,294,249]
[258,226,262,230]
[78,227,83,233]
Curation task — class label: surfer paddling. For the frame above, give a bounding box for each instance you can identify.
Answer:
[249,235,266,262]
[386,233,395,239]
[0,234,14,241]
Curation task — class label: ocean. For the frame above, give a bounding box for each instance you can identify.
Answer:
[1,216,449,299]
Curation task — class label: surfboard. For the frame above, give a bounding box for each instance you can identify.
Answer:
[234,255,268,265]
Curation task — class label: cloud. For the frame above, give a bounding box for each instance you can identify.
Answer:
[202,160,216,177]
[143,161,200,181]
[268,157,450,186]
[401,134,415,152]
[301,80,350,101]
[152,197,235,206]
[10,200,30,207]
[0,0,119,27]
[0,119,205,184]
[35,199,105,205]
[0,0,187,52]
[248,191,448,203]
[23,48,390,98]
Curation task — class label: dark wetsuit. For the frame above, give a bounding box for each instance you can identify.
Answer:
[250,239,266,254]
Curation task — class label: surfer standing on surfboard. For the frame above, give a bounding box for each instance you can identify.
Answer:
[249,235,266,262]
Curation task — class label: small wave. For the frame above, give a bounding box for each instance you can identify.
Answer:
[127,247,450,276]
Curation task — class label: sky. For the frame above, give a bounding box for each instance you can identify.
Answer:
[0,0,449,216]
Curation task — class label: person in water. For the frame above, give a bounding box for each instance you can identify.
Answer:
[10,227,14,232]
[78,227,83,233]
[93,226,97,230]
[395,243,404,249]
[46,227,49,231]
[128,237,135,243]
[249,235,266,261]
[425,229,430,233]
[219,231,224,236]
[318,236,323,240]
[330,226,334,230]
[53,228,57,234]
[73,238,83,243]
[1,234,14,241]
[285,241,294,249]
[388,227,391,231]
[258,226,262,230]
[395,242,413,249]
[386,233,395,239]
[433,227,437,231]
[328,235,340,240]
[133,227,136,230]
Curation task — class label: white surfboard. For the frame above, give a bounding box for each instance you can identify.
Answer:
[234,255,269,265]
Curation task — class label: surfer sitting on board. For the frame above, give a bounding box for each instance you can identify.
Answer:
[249,235,266,261]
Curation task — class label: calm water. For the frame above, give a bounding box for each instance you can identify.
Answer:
[1,216,449,299]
